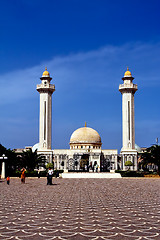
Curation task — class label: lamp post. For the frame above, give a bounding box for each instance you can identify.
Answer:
[0,154,8,179]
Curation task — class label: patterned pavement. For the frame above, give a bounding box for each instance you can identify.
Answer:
[0,178,160,240]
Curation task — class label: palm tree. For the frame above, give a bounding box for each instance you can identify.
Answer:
[149,145,160,175]
[22,148,46,171]
[141,145,160,175]
[0,144,20,175]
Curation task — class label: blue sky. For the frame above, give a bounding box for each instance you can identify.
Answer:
[0,0,160,151]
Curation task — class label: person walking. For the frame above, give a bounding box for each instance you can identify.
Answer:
[6,176,10,185]
[38,169,40,178]
[21,168,26,183]
[47,167,53,185]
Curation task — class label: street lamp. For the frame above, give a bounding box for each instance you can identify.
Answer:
[0,154,8,179]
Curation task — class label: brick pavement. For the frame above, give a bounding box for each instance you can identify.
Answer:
[0,178,160,240]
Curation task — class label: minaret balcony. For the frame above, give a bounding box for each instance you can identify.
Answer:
[36,83,55,93]
[119,83,138,93]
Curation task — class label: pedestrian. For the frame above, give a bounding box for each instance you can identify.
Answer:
[47,167,53,185]
[96,164,98,172]
[38,170,40,178]
[21,168,26,183]
[6,176,10,185]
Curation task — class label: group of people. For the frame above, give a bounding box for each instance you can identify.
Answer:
[20,167,54,185]
[6,167,54,185]
[5,167,26,185]
[89,162,99,172]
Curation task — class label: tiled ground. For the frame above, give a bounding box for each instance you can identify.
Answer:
[0,178,160,240]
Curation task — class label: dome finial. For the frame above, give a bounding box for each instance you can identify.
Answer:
[124,67,132,77]
[85,122,87,127]
[42,67,50,77]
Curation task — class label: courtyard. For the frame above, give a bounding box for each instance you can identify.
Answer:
[0,178,160,240]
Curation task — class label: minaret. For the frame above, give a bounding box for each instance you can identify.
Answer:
[37,68,55,151]
[119,67,138,170]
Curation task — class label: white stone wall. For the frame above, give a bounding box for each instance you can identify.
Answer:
[37,149,53,163]
[53,148,118,171]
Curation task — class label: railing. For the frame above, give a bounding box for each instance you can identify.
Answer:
[37,84,55,89]
[119,83,138,90]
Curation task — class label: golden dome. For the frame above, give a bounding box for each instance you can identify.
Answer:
[70,126,101,145]
[124,67,132,77]
[42,67,50,77]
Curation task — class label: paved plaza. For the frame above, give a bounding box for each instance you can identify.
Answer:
[0,178,160,240]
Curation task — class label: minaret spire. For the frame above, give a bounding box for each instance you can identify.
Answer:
[37,68,55,157]
[119,68,138,170]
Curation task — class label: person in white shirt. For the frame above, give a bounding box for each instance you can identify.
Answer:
[47,167,53,185]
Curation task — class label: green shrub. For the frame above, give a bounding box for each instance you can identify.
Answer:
[115,170,144,177]
[46,163,54,169]
[38,171,47,177]
[53,170,63,177]
[10,170,47,177]
[11,170,21,177]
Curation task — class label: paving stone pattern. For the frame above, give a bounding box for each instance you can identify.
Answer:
[0,178,160,240]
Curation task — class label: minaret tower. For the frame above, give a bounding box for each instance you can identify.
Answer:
[119,67,138,170]
[37,68,55,156]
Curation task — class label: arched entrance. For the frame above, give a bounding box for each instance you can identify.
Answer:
[80,154,89,171]
[100,153,111,172]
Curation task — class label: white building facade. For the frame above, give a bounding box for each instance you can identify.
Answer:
[53,123,118,172]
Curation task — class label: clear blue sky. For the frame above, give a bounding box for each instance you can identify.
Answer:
[0,0,160,151]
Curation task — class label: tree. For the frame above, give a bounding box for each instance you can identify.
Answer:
[0,144,20,176]
[46,163,54,169]
[139,151,152,171]
[22,148,46,171]
[150,145,160,175]
[125,160,133,171]
[141,145,160,175]
[142,145,160,175]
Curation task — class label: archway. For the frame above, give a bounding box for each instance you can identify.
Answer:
[80,154,89,171]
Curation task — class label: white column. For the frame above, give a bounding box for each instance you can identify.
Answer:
[1,162,5,179]
[0,154,7,178]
